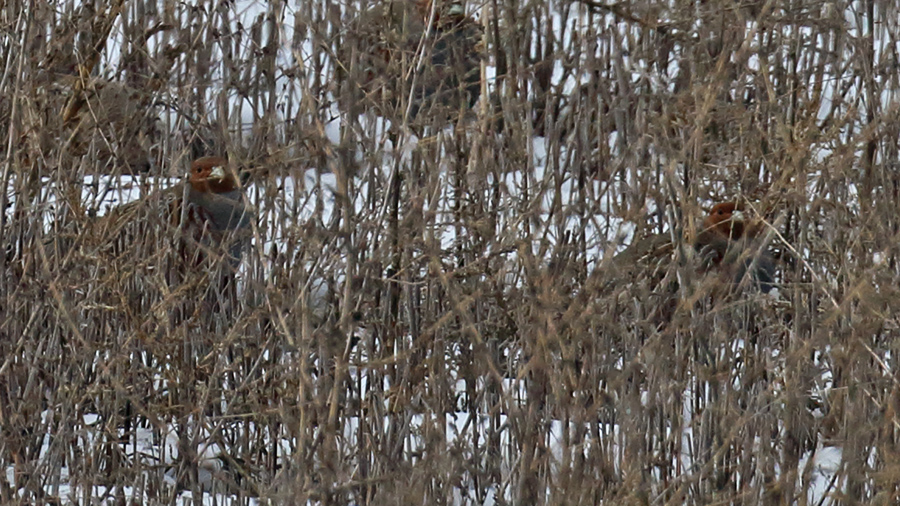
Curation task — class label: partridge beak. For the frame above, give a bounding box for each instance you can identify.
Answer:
[731,210,745,224]
[209,165,226,181]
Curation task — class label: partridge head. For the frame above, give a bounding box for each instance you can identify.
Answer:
[702,202,745,240]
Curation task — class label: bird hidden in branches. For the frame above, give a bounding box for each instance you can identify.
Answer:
[694,202,775,294]
[340,0,483,128]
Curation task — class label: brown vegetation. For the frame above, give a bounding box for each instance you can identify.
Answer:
[0,0,898,504]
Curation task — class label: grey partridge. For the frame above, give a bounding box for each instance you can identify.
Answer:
[694,202,775,294]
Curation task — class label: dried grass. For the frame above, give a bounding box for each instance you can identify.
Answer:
[1,0,898,504]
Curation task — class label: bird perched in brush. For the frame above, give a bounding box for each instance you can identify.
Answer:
[694,202,775,294]
[180,156,252,268]
[96,156,253,272]
[340,0,483,127]
[587,202,775,333]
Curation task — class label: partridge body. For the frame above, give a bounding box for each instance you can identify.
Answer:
[182,156,252,268]
[97,156,252,272]
[342,0,483,126]
[694,202,775,294]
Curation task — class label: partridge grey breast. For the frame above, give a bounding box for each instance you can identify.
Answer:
[183,157,253,268]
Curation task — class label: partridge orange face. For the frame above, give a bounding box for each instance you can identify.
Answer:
[189,156,237,195]
[702,202,745,240]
